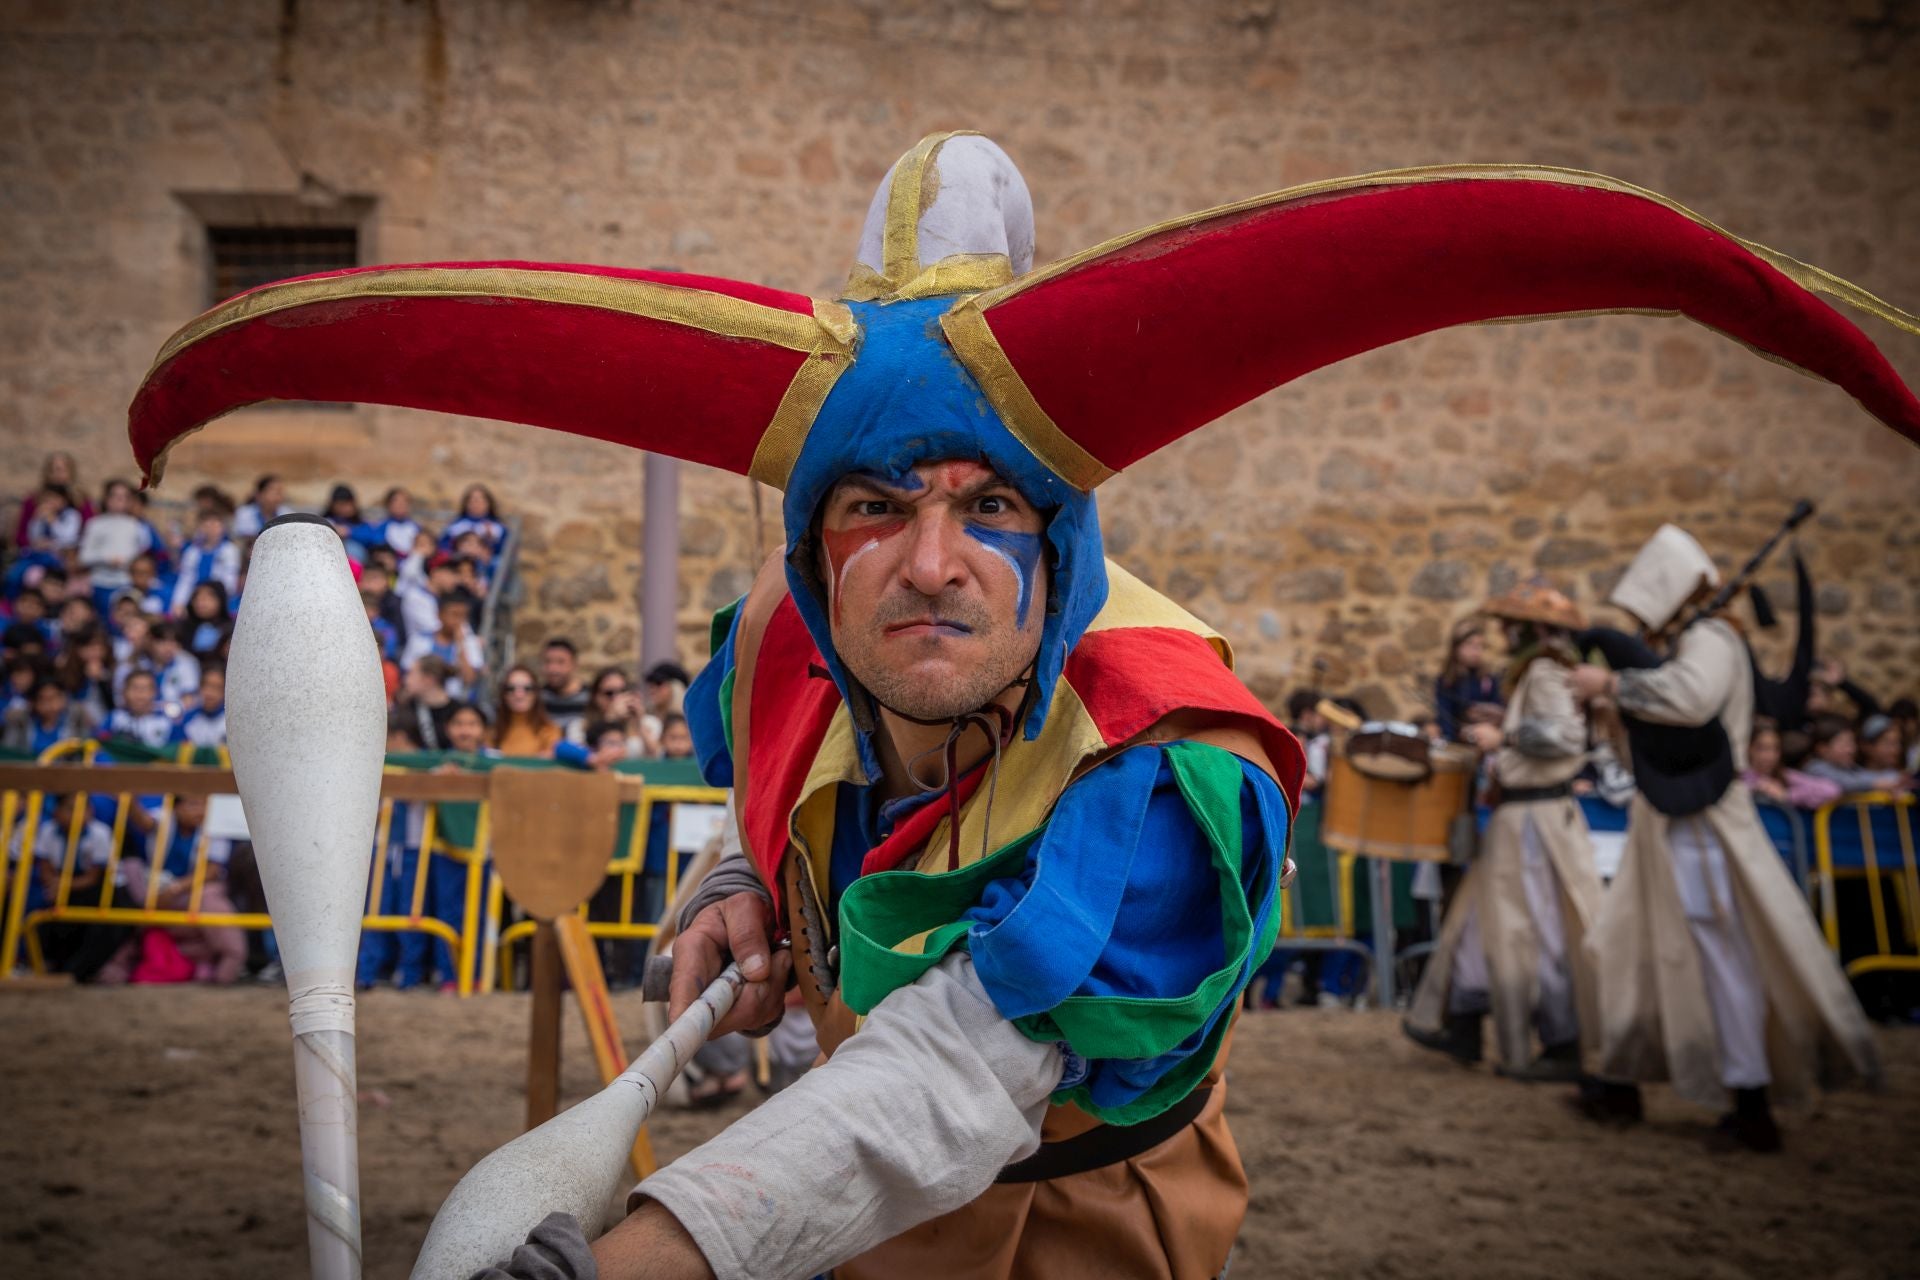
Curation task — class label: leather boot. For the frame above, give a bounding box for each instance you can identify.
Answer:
[1567,1077,1644,1127]
[1499,1039,1583,1084]
[1402,1012,1483,1065]
[1710,1086,1783,1154]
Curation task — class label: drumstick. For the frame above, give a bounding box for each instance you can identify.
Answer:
[1317,698,1363,732]
[226,515,388,1280]
[409,963,746,1280]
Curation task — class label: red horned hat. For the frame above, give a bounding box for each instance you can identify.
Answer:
[129,142,1919,492]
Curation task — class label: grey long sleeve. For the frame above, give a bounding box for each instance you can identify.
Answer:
[630,953,1064,1280]
[1614,623,1740,729]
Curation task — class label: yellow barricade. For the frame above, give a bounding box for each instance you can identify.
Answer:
[1812,792,1920,981]
[0,751,700,997]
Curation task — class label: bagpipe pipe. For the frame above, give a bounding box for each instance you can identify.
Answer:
[1575,501,1816,817]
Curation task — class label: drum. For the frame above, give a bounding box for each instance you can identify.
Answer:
[1321,741,1476,863]
[1347,721,1432,782]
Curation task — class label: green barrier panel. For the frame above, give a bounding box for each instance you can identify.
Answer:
[1287,801,1339,930]
[380,752,710,852]
[1349,854,1419,933]
[1289,799,1418,934]
[90,736,225,767]
[94,736,177,764]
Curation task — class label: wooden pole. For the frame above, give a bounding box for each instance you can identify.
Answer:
[526,918,562,1129]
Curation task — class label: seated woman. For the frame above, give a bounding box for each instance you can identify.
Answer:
[1857,714,1913,784]
[491,664,562,758]
[565,667,662,759]
[1801,714,1913,796]
[1742,716,1842,809]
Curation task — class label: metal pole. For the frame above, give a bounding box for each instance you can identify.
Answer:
[641,453,680,667]
[1370,857,1395,1009]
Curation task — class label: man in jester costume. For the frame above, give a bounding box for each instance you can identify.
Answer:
[128,134,1918,1278]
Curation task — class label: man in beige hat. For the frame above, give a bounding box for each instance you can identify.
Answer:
[1407,582,1603,1083]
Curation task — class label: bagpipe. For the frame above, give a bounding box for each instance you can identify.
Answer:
[1576,501,1815,817]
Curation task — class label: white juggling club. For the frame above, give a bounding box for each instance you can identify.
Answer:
[227,514,388,1280]
[410,963,745,1280]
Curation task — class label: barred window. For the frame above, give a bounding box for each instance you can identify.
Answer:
[176,191,375,412]
[207,224,359,304]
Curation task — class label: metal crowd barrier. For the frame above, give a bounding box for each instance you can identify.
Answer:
[1812,792,1920,981]
[0,747,724,995]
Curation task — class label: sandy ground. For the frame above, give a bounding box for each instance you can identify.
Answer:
[2,984,1916,1279]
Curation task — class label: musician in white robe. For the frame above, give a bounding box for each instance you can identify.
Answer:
[1571,525,1880,1152]
[1407,584,1601,1082]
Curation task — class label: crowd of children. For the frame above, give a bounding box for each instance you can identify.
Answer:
[1,451,513,759]
[4,452,705,991]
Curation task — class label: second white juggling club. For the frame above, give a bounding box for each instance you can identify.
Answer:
[227,514,389,1280]
[409,963,746,1280]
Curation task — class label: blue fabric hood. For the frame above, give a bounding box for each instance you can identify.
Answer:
[780,297,1108,773]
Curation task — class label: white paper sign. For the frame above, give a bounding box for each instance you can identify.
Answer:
[205,793,252,841]
[668,803,728,855]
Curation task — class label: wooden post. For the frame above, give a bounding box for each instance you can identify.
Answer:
[485,767,621,1134]
[526,918,563,1128]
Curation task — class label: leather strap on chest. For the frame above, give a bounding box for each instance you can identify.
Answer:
[783,850,859,1055]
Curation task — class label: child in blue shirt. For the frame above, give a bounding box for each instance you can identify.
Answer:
[351,487,425,558]
[104,668,178,749]
[173,664,227,751]
[423,702,499,991]
[362,587,400,665]
[168,507,241,619]
[124,554,172,619]
[140,622,202,711]
[438,484,507,558]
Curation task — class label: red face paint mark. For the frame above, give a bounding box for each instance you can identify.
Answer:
[933,460,992,495]
[823,521,907,624]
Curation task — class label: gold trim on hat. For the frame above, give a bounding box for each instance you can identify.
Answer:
[841,130,1011,303]
[882,131,965,288]
[843,252,1014,303]
[940,297,1117,492]
[749,298,860,490]
[971,163,1919,338]
[148,264,844,378]
[142,266,858,488]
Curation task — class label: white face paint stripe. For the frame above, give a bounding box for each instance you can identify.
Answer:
[973,538,1022,601]
[832,537,883,618]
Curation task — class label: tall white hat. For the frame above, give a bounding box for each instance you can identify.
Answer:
[1609,524,1720,630]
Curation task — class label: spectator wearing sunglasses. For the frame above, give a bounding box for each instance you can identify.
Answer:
[491,665,562,758]
[564,666,662,759]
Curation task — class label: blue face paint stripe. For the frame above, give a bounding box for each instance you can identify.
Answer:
[966,525,1044,628]
[845,467,925,492]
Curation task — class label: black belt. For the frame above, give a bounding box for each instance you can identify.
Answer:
[995,1085,1213,1184]
[1494,783,1572,806]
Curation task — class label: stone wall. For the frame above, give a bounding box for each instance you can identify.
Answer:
[3,0,1916,713]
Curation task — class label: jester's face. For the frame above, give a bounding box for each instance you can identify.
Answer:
[816,459,1049,724]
